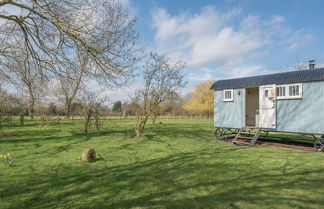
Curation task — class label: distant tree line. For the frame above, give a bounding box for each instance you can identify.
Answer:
[0,79,214,118]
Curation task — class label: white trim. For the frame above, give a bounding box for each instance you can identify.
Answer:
[223,89,234,102]
[276,83,302,99]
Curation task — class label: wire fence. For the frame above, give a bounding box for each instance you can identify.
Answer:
[74,115,214,121]
[1,115,214,126]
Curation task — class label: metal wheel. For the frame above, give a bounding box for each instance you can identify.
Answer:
[215,128,224,140]
[314,138,324,150]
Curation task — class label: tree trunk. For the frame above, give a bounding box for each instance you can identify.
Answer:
[94,113,101,134]
[0,116,3,136]
[65,100,72,119]
[135,116,148,141]
[39,111,47,127]
[40,116,45,127]
[20,115,24,126]
[84,112,92,134]
[27,86,35,119]
[152,114,157,124]
[62,70,83,119]
[28,96,35,119]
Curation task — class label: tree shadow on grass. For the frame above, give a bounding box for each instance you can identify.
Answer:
[69,128,136,142]
[3,120,213,146]
[0,130,65,144]
[1,149,324,209]
[2,123,37,128]
[3,120,323,208]
[67,121,214,143]
[149,123,214,139]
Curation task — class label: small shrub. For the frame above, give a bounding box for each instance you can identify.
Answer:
[0,153,15,166]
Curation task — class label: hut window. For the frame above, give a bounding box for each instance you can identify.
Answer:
[264,90,269,97]
[223,89,234,101]
[276,84,302,99]
[276,86,286,97]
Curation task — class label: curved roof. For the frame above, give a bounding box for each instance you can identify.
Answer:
[210,68,324,90]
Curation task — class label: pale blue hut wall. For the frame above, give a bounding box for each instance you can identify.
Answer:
[276,81,324,134]
[214,88,245,128]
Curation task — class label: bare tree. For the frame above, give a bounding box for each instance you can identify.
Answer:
[150,104,160,125]
[55,51,88,119]
[150,91,180,124]
[58,77,83,119]
[79,90,106,134]
[0,0,140,86]
[0,85,21,135]
[160,92,186,116]
[0,50,45,119]
[34,84,50,127]
[0,86,9,135]
[133,53,186,141]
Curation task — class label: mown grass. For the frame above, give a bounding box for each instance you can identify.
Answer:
[1,118,324,209]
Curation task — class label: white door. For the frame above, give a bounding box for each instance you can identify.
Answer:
[259,85,276,129]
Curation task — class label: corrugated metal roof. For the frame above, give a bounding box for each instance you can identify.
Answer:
[210,68,324,90]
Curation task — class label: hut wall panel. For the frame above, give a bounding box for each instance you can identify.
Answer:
[214,88,245,128]
[276,81,324,134]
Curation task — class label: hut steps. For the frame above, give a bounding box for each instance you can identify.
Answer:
[232,126,261,146]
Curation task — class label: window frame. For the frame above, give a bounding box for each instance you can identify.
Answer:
[276,83,302,99]
[223,89,234,102]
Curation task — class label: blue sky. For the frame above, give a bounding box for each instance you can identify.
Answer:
[124,0,324,90]
[3,0,324,103]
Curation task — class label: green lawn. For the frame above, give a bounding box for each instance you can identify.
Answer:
[1,118,324,209]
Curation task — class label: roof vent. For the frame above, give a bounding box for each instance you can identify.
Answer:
[309,60,315,69]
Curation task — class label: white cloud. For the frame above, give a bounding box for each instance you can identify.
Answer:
[188,72,213,81]
[116,0,138,17]
[153,6,241,41]
[117,0,130,7]
[187,67,215,81]
[222,65,269,78]
[0,4,23,16]
[285,29,314,51]
[103,85,140,105]
[190,27,262,66]
[151,6,313,69]
[187,65,268,82]
[85,79,141,105]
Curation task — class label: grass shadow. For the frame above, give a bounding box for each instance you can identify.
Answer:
[2,149,324,208]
